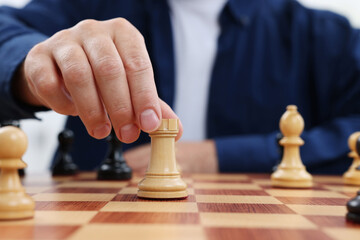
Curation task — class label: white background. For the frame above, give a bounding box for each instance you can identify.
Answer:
[0,0,359,173]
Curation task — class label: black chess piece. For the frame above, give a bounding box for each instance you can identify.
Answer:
[0,120,20,128]
[97,129,132,180]
[52,129,78,176]
[272,133,284,172]
[346,191,360,223]
[0,120,25,177]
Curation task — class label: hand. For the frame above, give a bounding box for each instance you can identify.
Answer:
[124,140,218,173]
[175,140,218,173]
[123,143,151,173]
[13,18,182,142]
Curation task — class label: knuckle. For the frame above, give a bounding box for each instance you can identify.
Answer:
[28,65,51,87]
[36,78,57,97]
[62,63,90,84]
[56,44,79,64]
[95,57,123,79]
[52,29,71,42]
[111,18,144,41]
[131,29,145,42]
[52,104,74,116]
[27,64,46,80]
[29,42,46,56]
[81,109,103,124]
[124,55,152,74]
[111,17,132,30]
[110,105,133,119]
[76,19,99,30]
[134,88,156,103]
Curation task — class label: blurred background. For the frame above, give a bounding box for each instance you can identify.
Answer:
[0,0,359,173]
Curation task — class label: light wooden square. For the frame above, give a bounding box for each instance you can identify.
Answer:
[324,227,360,240]
[0,211,97,226]
[32,193,116,201]
[191,174,248,181]
[118,187,138,194]
[100,202,198,213]
[195,195,282,204]
[193,183,261,190]
[57,181,128,188]
[265,189,348,198]
[251,179,272,185]
[68,224,205,240]
[286,204,347,216]
[323,185,360,194]
[200,213,316,229]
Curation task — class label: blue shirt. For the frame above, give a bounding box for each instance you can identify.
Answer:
[0,0,360,174]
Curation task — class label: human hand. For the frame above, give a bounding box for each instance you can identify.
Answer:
[175,140,218,173]
[123,143,151,173]
[124,140,218,173]
[14,18,182,142]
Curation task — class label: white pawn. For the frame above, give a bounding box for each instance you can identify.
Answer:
[343,132,360,185]
[271,105,313,188]
[0,126,34,220]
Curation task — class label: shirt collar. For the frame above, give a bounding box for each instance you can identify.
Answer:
[227,0,261,25]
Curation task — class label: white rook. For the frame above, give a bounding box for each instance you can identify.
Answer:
[138,119,188,199]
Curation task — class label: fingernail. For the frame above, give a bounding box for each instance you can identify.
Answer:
[93,124,110,139]
[140,109,160,132]
[120,124,137,142]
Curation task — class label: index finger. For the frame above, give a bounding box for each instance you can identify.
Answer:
[110,19,161,133]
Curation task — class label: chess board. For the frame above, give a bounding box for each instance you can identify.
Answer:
[0,173,359,240]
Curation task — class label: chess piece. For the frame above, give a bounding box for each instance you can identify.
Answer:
[138,119,188,199]
[272,132,284,172]
[343,132,360,185]
[52,129,78,176]
[271,105,313,188]
[0,121,25,177]
[346,191,360,223]
[0,126,34,220]
[97,129,132,180]
[0,120,20,128]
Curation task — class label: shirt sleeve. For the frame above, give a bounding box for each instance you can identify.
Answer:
[215,132,279,173]
[215,7,360,174]
[0,0,99,120]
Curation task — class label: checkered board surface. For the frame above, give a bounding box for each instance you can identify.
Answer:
[0,173,360,240]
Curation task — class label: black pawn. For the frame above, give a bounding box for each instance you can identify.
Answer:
[272,133,284,172]
[52,129,78,176]
[346,191,360,223]
[97,130,132,180]
[0,120,25,177]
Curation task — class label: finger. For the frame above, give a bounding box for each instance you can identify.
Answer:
[110,19,161,133]
[25,50,77,116]
[52,42,111,139]
[81,36,139,143]
[159,99,183,141]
